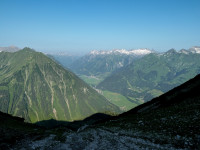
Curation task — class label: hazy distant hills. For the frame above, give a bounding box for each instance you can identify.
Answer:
[0,46,20,52]
[0,48,120,123]
[97,48,200,107]
[70,49,153,80]
[47,52,80,69]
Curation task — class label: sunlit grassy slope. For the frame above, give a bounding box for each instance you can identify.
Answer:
[0,48,120,123]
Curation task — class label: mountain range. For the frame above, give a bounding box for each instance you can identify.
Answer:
[0,48,120,123]
[97,48,200,108]
[69,49,154,86]
[60,47,200,111]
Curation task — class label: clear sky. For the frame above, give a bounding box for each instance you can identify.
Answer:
[0,0,200,54]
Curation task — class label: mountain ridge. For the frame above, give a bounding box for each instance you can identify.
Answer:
[0,48,120,123]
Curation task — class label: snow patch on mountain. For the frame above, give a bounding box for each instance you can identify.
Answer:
[89,46,200,56]
[90,49,153,56]
[179,49,190,54]
[189,46,200,54]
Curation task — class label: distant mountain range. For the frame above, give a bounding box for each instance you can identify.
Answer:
[0,48,120,123]
[0,46,20,52]
[70,49,154,82]
[89,48,153,55]
[46,52,80,69]
[64,47,200,110]
[69,47,200,81]
[97,48,200,107]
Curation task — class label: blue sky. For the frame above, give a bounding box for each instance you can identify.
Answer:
[0,0,200,54]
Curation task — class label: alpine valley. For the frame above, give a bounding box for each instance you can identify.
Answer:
[0,48,120,123]
[70,49,153,86]
[68,47,200,111]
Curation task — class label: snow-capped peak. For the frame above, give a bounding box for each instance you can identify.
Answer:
[127,49,153,55]
[178,49,190,54]
[90,49,153,56]
[189,46,200,54]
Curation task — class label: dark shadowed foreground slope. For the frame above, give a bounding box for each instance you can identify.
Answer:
[2,75,199,149]
[96,74,200,149]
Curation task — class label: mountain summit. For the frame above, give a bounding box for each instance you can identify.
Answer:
[189,46,200,54]
[0,48,120,123]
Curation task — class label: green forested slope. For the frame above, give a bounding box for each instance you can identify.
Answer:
[97,50,200,106]
[0,48,120,123]
[70,52,139,78]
